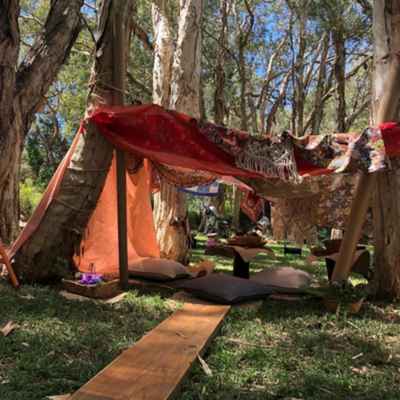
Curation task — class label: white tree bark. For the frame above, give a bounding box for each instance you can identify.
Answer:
[153,0,203,263]
[152,0,174,108]
[169,0,202,119]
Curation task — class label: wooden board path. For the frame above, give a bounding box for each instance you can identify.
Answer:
[70,300,230,400]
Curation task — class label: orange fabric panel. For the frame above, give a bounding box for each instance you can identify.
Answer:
[74,157,159,276]
[9,128,83,258]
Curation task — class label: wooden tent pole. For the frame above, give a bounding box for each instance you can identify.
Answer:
[331,174,376,282]
[0,242,19,288]
[116,150,128,289]
[332,57,400,282]
[112,4,129,289]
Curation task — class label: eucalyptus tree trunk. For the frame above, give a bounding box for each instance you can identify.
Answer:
[14,0,135,282]
[151,0,174,108]
[153,0,203,263]
[265,71,291,135]
[311,34,330,134]
[231,1,254,231]
[0,0,84,243]
[214,0,228,126]
[295,10,306,136]
[209,0,229,217]
[258,36,287,134]
[333,25,346,132]
[372,0,400,300]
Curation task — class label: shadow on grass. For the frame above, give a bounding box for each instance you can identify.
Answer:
[179,297,400,400]
[0,283,171,400]
[179,373,400,400]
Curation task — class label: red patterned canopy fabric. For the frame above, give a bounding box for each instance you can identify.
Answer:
[86,104,400,238]
[89,104,400,197]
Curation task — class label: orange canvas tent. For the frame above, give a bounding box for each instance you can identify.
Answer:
[9,128,159,280]
[6,104,400,286]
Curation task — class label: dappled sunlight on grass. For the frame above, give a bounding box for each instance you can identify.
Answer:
[1,237,397,400]
[0,283,171,400]
[180,236,400,400]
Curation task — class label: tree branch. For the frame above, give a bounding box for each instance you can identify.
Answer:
[16,0,84,131]
[321,55,372,103]
[345,98,370,131]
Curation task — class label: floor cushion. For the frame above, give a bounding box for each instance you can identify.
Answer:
[176,273,275,304]
[128,258,191,281]
[251,266,311,292]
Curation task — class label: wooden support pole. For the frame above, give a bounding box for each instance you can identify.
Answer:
[332,57,400,282]
[116,150,129,289]
[111,4,129,290]
[331,173,375,282]
[0,242,19,289]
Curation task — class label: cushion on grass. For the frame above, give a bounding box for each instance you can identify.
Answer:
[128,258,191,281]
[251,267,311,292]
[177,273,275,304]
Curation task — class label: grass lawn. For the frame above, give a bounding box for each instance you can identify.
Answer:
[181,238,400,399]
[1,236,400,399]
[0,284,172,400]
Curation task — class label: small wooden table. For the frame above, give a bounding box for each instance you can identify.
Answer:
[205,244,274,279]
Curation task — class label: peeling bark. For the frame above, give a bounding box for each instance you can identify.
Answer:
[151,0,173,108]
[311,34,329,134]
[153,0,203,263]
[170,0,202,118]
[0,0,84,242]
[372,0,400,300]
[14,0,135,281]
[333,26,346,132]
[214,0,228,125]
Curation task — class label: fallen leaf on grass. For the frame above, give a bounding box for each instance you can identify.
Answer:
[198,354,213,377]
[351,366,369,375]
[59,291,92,302]
[1,321,19,337]
[19,294,35,300]
[103,292,127,304]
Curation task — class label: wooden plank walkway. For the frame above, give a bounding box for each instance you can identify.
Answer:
[70,300,230,400]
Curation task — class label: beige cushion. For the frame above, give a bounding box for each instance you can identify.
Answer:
[251,267,311,289]
[128,257,191,281]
